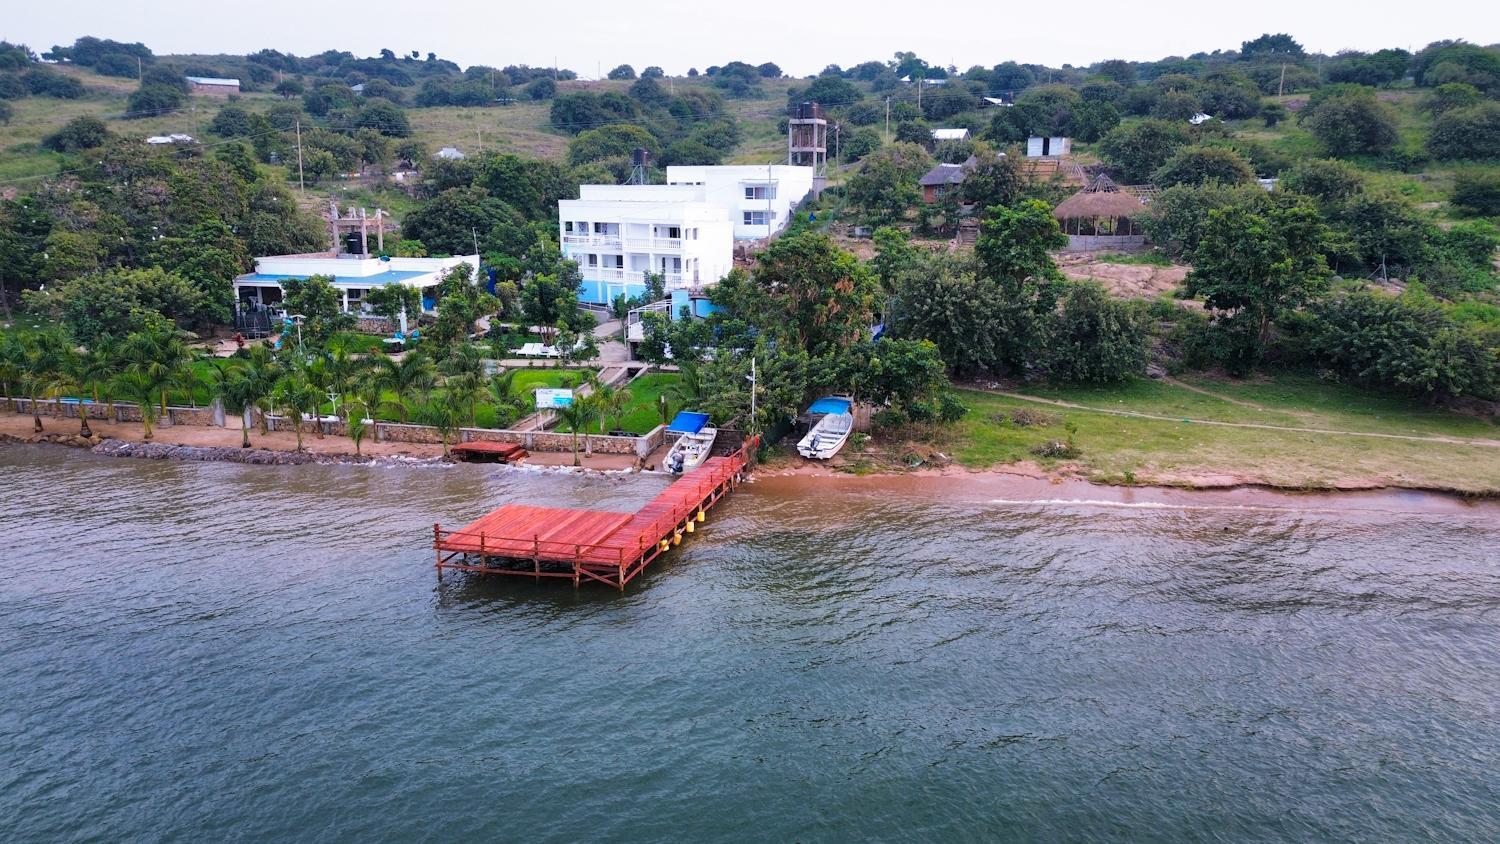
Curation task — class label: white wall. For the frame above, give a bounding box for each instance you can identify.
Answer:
[667,165,815,239]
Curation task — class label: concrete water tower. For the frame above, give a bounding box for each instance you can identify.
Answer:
[788,102,827,194]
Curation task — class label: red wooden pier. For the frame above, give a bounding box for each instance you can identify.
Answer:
[433,438,756,589]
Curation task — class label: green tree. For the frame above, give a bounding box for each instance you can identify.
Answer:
[554,396,598,465]
[1427,103,1500,160]
[42,115,110,152]
[111,370,164,440]
[1452,171,1500,217]
[272,371,322,451]
[720,233,879,357]
[844,141,932,225]
[1043,282,1148,383]
[1099,119,1190,183]
[280,275,354,349]
[1299,86,1399,157]
[1186,200,1332,364]
[363,283,423,326]
[18,332,65,433]
[370,351,436,422]
[567,123,658,167]
[1151,145,1256,187]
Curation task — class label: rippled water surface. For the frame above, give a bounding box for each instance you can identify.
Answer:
[4,445,1500,841]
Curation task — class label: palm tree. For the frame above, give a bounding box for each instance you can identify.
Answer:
[19,333,65,433]
[592,382,631,435]
[119,328,196,418]
[417,391,465,457]
[371,352,436,423]
[240,345,282,436]
[53,347,106,438]
[327,345,369,419]
[0,332,24,414]
[554,397,599,467]
[271,373,322,452]
[111,370,166,440]
[214,367,257,449]
[352,376,388,443]
[666,358,705,410]
[484,369,524,428]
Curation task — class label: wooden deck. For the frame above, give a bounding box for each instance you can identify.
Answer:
[434,438,756,588]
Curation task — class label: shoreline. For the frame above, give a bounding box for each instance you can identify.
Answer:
[5,419,1498,508]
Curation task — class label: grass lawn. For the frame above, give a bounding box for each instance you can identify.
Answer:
[550,372,682,435]
[330,332,389,354]
[946,374,1500,494]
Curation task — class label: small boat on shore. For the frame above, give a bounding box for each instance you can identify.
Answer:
[665,411,717,474]
[798,396,854,460]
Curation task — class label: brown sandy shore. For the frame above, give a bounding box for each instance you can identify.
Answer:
[3,409,1496,502]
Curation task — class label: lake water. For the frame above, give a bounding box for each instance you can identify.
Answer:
[4,445,1500,841]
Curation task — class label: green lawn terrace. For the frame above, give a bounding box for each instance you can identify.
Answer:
[946,374,1500,495]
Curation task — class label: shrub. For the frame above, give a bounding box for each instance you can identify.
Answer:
[1008,407,1060,427]
[1427,103,1500,160]
[1299,85,1399,157]
[1452,171,1500,217]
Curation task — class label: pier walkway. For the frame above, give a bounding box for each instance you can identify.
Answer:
[434,438,755,589]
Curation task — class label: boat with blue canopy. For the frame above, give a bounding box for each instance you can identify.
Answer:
[798,396,854,459]
[665,411,717,474]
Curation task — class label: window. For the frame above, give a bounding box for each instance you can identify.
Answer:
[744,184,777,200]
[743,211,770,226]
[564,221,575,233]
[611,255,624,269]
[587,254,598,267]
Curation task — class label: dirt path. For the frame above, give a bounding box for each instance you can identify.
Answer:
[977,388,1500,449]
[1161,377,1273,411]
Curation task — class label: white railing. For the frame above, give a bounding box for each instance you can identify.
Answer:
[582,268,686,286]
[563,234,622,249]
[562,234,684,251]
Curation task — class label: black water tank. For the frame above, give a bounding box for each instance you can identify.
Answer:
[632,147,650,167]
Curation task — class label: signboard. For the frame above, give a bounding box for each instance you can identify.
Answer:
[534,388,574,410]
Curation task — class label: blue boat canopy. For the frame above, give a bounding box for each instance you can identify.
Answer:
[667,411,711,434]
[807,396,852,416]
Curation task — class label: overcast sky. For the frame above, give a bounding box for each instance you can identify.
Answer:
[5,0,1497,77]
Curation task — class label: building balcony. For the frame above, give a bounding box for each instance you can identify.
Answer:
[562,234,684,251]
[582,267,687,286]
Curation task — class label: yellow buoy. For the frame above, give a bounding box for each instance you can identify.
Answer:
[696,509,705,523]
[658,539,670,552]
[685,520,695,534]
[671,530,682,546]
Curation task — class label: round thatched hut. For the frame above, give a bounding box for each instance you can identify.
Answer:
[1053,174,1147,251]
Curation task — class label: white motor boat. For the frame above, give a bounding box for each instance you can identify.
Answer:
[664,411,716,474]
[798,396,855,459]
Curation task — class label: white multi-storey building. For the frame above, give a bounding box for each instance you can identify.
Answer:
[559,185,734,306]
[665,164,816,240]
[560,166,814,305]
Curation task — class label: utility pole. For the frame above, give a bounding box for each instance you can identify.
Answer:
[748,354,757,435]
[885,96,890,139]
[295,119,305,194]
[137,56,142,81]
[1277,63,1287,97]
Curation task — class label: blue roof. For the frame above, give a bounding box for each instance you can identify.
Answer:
[235,270,429,287]
[667,411,710,434]
[807,396,852,415]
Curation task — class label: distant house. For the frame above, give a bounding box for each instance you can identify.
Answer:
[931,128,971,142]
[1025,136,1071,157]
[982,97,1012,107]
[145,133,196,145]
[185,76,240,95]
[1189,112,1214,126]
[350,83,366,94]
[434,147,466,160]
[918,156,977,203]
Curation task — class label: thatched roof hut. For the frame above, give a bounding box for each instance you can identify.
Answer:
[1054,175,1145,222]
[1053,175,1147,240]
